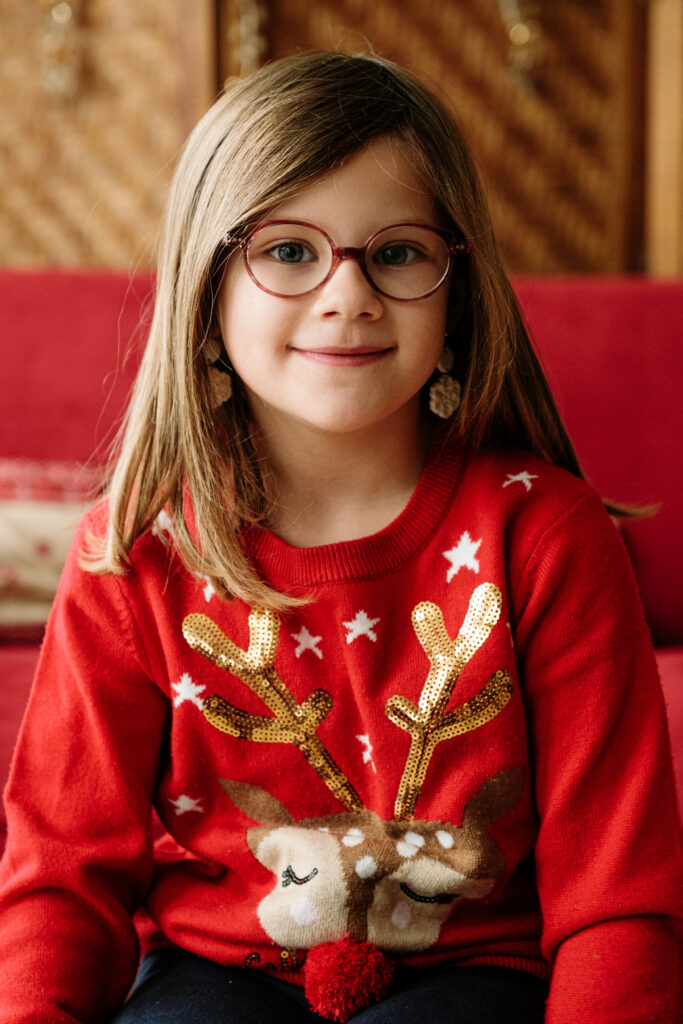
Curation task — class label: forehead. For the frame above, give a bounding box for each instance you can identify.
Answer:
[269,138,442,235]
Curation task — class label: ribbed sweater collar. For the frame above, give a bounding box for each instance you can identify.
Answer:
[241,427,464,588]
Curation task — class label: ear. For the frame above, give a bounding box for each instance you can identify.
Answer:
[218,778,294,827]
[459,875,496,900]
[461,766,525,834]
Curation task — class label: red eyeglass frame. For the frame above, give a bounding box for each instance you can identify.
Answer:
[223,219,470,301]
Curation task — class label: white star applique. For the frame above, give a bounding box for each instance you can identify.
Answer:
[503,471,538,492]
[357,733,377,773]
[442,531,482,582]
[169,794,204,816]
[343,610,380,644]
[171,673,206,710]
[194,572,216,602]
[291,626,323,660]
[151,509,174,544]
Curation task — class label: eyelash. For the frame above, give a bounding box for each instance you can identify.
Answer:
[281,865,319,886]
[399,882,458,904]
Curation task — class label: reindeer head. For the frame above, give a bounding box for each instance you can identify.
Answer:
[219,766,523,952]
[183,583,518,954]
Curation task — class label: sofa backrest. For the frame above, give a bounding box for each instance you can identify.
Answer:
[1,270,680,645]
[0,269,154,462]
[514,277,682,646]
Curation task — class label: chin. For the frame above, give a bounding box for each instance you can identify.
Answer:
[311,413,397,436]
[309,399,420,436]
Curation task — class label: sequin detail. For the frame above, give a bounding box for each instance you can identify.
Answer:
[386,583,512,820]
[182,609,364,813]
[243,949,302,972]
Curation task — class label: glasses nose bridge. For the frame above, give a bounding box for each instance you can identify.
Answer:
[333,244,365,260]
[327,243,375,291]
[330,244,366,268]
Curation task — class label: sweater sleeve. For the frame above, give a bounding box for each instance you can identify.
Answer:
[513,491,683,1024]
[0,522,169,1024]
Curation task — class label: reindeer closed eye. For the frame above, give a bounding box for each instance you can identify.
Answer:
[399,883,457,904]
[282,865,319,886]
[183,583,521,954]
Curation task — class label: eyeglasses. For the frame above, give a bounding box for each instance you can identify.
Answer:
[224,220,470,301]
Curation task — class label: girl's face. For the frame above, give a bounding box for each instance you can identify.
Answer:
[217,138,453,441]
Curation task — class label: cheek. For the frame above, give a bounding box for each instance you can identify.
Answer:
[402,305,448,376]
[217,264,264,352]
[219,285,293,371]
[409,294,449,352]
[253,828,350,947]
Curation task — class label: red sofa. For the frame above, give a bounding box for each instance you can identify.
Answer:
[0,270,681,852]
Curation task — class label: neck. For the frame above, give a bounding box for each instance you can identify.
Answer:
[253,405,431,547]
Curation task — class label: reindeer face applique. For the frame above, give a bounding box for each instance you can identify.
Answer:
[217,767,523,952]
[182,582,520,955]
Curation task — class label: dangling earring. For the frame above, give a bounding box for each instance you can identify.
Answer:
[205,335,233,408]
[429,345,461,419]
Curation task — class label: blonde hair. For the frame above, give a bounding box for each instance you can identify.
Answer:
[88,50,603,609]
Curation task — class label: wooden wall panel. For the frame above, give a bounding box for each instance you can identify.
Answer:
[258,0,646,274]
[646,0,683,274]
[0,0,215,267]
[2,2,670,275]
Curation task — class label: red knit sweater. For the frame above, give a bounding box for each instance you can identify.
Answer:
[0,432,681,1023]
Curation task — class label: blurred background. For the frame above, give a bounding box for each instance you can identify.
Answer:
[1,0,681,276]
[1,1,683,825]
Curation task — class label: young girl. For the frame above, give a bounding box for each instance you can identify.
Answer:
[0,51,680,1024]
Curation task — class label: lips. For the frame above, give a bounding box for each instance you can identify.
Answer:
[292,346,393,366]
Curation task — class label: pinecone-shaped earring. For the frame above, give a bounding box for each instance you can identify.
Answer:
[205,335,233,408]
[429,346,461,418]
[208,365,233,407]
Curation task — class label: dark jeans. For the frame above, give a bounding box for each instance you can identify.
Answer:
[111,948,548,1023]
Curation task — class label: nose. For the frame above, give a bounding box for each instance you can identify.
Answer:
[311,254,383,320]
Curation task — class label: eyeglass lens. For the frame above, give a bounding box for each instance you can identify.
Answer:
[244,223,452,300]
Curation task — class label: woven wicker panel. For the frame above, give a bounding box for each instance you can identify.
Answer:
[263,0,645,273]
[0,1,214,267]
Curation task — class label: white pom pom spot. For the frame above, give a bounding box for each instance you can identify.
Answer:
[289,897,318,926]
[342,828,364,847]
[355,856,378,879]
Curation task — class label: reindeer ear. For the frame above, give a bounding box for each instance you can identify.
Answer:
[218,778,294,827]
[462,766,526,833]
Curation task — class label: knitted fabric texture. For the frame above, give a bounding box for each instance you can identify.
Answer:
[0,431,680,1024]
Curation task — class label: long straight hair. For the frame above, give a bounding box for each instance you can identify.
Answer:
[86,51,612,610]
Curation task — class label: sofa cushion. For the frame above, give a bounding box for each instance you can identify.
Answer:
[0,458,104,641]
[0,644,42,847]
[656,647,683,817]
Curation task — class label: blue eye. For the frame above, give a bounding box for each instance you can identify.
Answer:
[267,242,316,264]
[374,243,424,267]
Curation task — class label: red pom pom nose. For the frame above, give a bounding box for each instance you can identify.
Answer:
[303,935,395,1022]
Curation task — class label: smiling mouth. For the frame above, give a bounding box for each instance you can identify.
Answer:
[293,346,392,366]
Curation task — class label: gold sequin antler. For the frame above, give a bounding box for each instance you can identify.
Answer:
[182,609,364,813]
[386,584,513,821]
